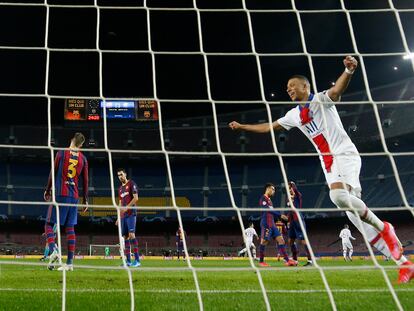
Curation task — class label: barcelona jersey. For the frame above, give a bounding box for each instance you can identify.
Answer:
[46,150,89,201]
[287,187,304,224]
[260,195,281,227]
[118,180,138,217]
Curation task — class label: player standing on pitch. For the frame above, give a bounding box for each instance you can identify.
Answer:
[258,183,296,267]
[229,56,413,283]
[286,181,313,266]
[339,224,356,261]
[44,132,89,271]
[116,168,140,267]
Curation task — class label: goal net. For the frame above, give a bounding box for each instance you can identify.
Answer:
[0,0,413,310]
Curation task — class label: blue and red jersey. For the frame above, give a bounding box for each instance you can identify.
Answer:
[46,149,89,201]
[260,195,281,227]
[118,179,138,217]
[286,186,304,224]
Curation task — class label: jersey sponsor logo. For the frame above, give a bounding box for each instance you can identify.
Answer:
[120,191,130,198]
[303,120,322,137]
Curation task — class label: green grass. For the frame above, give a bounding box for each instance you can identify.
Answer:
[0,258,413,311]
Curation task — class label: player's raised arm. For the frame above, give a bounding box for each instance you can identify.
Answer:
[228,120,284,133]
[327,55,358,102]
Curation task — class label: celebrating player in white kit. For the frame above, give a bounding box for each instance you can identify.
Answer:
[229,55,413,283]
[339,224,356,261]
[238,223,259,259]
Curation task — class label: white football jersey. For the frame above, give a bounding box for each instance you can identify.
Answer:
[339,228,354,242]
[244,227,257,244]
[277,91,359,174]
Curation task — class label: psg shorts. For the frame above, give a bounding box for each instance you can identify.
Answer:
[121,215,137,236]
[261,226,281,241]
[324,153,362,192]
[46,196,79,226]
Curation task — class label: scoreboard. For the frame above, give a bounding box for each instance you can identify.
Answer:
[64,99,158,122]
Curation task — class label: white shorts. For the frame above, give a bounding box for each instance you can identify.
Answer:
[342,241,353,250]
[323,153,362,192]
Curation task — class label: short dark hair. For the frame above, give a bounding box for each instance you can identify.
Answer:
[264,183,276,193]
[344,224,349,229]
[249,222,254,227]
[72,132,85,147]
[289,75,310,86]
[117,168,126,174]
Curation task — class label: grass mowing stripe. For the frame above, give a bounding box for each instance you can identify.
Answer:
[0,288,413,293]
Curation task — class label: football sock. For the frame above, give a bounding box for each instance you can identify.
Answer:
[45,223,56,253]
[291,243,298,261]
[259,245,265,262]
[66,226,75,265]
[124,239,131,263]
[43,246,50,258]
[277,244,289,262]
[131,238,140,262]
[304,244,312,261]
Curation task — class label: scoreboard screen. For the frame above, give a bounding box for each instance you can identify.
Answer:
[64,99,101,121]
[100,100,135,119]
[137,100,159,121]
[64,99,158,121]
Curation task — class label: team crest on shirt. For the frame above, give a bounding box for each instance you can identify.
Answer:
[262,201,267,205]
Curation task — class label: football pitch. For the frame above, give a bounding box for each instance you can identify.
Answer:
[0,258,413,311]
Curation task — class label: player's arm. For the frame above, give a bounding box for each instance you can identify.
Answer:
[280,214,289,222]
[327,55,358,102]
[44,152,61,201]
[229,120,284,133]
[81,158,89,212]
[115,200,122,226]
[126,193,139,208]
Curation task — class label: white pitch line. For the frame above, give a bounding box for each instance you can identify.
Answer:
[0,288,413,294]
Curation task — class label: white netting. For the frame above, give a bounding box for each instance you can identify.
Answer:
[0,0,413,311]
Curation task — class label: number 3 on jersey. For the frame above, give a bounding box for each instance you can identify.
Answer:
[67,158,78,178]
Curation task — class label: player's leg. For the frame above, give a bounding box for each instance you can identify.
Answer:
[342,242,348,261]
[288,227,298,261]
[128,233,140,267]
[65,199,79,266]
[274,228,295,266]
[45,204,57,254]
[41,241,49,261]
[346,211,413,283]
[239,246,247,256]
[121,218,132,265]
[329,156,402,260]
[65,224,76,266]
[127,216,140,267]
[348,246,353,261]
[250,244,257,259]
[54,199,73,271]
[300,239,312,266]
[57,199,78,271]
[259,226,269,266]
